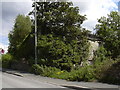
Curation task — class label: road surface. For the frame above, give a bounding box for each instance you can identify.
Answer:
[1,70,119,90]
[2,71,67,88]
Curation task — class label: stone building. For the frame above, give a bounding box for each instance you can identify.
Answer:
[80,34,100,66]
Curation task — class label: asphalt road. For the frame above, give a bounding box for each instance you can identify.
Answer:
[1,69,119,90]
[2,72,66,88]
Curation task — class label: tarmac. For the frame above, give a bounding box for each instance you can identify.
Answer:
[1,68,120,90]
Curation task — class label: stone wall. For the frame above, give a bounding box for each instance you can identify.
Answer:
[87,40,99,65]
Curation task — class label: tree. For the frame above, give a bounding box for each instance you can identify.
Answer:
[95,11,120,58]
[30,2,86,39]
[8,14,32,57]
[29,1,90,71]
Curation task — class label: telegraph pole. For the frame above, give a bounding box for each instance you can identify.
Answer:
[35,0,37,64]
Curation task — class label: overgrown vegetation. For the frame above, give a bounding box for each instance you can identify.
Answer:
[8,14,32,58]
[37,34,89,71]
[2,1,120,85]
[30,64,95,81]
[28,2,90,71]
[95,11,120,58]
[91,36,120,84]
[2,53,13,68]
[28,46,120,84]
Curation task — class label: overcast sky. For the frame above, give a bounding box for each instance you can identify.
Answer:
[0,0,119,53]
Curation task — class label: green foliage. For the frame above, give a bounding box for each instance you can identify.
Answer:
[31,64,61,76]
[8,14,32,57]
[92,58,120,84]
[93,45,109,65]
[29,52,120,84]
[31,64,44,75]
[30,2,86,36]
[28,2,90,71]
[31,64,95,82]
[30,58,120,84]
[42,66,61,77]
[66,66,95,81]
[50,70,69,80]
[93,59,114,79]
[92,44,120,84]
[37,34,89,71]
[95,11,120,58]
[17,34,35,59]
[6,2,90,68]
[2,53,13,68]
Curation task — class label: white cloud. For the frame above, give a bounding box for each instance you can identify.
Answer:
[72,0,118,32]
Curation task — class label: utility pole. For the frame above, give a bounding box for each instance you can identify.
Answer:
[35,0,37,64]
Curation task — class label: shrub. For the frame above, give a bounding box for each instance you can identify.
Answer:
[31,64,96,82]
[37,34,89,71]
[31,64,44,75]
[92,45,120,84]
[2,53,13,68]
[93,59,114,80]
[50,65,96,81]
[50,70,69,80]
[41,65,61,77]
[67,66,95,81]
[31,64,61,76]
[30,57,120,85]
[97,58,120,84]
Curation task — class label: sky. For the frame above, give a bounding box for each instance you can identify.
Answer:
[0,0,119,53]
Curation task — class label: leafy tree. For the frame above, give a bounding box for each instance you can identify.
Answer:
[95,11,120,58]
[29,2,86,40]
[8,15,32,57]
[93,45,108,65]
[37,34,89,71]
[29,1,90,71]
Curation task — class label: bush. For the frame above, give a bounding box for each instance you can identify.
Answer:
[31,64,44,75]
[31,64,61,76]
[97,58,120,84]
[67,66,95,81]
[50,65,96,82]
[90,44,120,84]
[42,66,61,77]
[93,59,114,80]
[50,70,69,80]
[37,34,89,71]
[30,56,120,85]
[31,64,96,82]
[2,53,13,68]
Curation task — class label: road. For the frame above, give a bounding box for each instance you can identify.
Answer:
[1,70,119,90]
[2,72,67,89]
